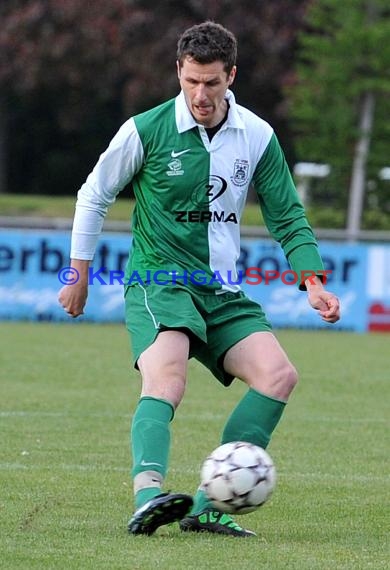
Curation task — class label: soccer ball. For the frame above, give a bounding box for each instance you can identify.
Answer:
[200,441,276,515]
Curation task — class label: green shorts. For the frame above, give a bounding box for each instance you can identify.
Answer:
[124,284,272,386]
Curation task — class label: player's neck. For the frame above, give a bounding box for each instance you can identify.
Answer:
[205,101,229,141]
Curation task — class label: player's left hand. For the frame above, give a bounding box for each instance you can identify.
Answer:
[307,288,340,323]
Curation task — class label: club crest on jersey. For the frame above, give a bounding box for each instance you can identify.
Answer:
[231,159,249,186]
[166,158,184,176]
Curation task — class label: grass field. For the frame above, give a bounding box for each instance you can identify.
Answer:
[1,323,389,569]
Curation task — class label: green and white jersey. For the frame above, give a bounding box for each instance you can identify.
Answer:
[71,90,323,293]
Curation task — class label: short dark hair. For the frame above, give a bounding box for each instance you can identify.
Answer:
[177,21,237,74]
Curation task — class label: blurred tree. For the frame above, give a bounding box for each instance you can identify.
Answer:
[0,0,148,195]
[286,0,390,225]
[0,0,308,195]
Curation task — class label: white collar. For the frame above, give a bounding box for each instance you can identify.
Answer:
[175,89,245,133]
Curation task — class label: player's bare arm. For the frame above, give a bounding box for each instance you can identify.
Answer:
[58,259,89,318]
[305,276,340,323]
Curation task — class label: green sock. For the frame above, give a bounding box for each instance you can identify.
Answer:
[131,396,174,508]
[191,489,212,515]
[191,388,286,515]
[222,387,286,448]
[135,487,162,509]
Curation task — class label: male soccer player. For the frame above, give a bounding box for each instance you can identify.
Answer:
[59,21,340,537]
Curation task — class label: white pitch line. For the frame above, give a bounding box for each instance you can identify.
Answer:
[288,416,389,424]
[0,463,388,483]
[0,411,388,424]
[0,462,129,472]
[0,411,129,418]
[280,472,390,484]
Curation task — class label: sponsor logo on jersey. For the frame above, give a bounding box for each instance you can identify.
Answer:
[175,210,238,223]
[231,159,249,186]
[191,175,228,206]
[175,174,238,223]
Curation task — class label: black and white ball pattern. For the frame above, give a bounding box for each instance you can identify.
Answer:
[201,441,276,515]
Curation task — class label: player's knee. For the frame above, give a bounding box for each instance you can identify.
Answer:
[141,371,187,409]
[253,361,298,400]
[282,362,298,395]
[273,363,298,400]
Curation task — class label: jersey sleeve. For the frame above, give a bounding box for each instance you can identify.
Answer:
[252,133,324,289]
[70,118,144,260]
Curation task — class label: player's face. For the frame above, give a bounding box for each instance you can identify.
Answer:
[177,57,236,128]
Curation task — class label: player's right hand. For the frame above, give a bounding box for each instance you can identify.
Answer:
[58,283,88,318]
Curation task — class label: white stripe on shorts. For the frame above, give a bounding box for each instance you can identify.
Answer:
[137,283,160,329]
